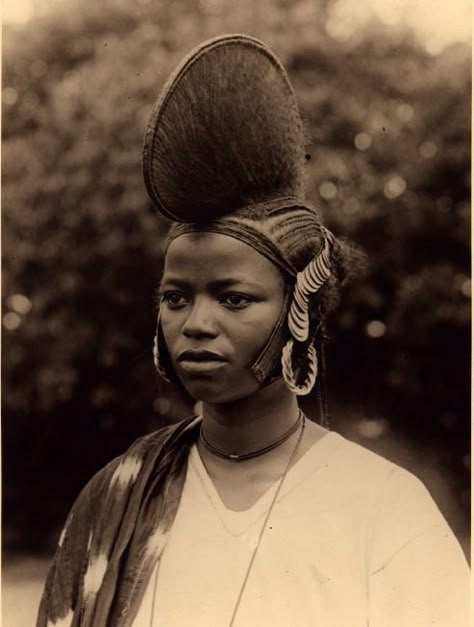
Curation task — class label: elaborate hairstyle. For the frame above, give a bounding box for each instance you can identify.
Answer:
[143,34,306,223]
[143,34,362,414]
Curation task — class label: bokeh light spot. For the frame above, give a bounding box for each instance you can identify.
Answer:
[454,274,471,297]
[365,320,386,338]
[7,293,32,315]
[460,279,471,298]
[153,397,171,415]
[384,175,407,199]
[3,87,18,106]
[419,141,437,158]
[3,312,22,330]
[319,181,338,200]
[396,103,414,122]
[425,38,445,56]
[354,132,372,151]
[357,418,388,439]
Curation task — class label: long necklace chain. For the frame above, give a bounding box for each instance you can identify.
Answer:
[199,411,303,461]
[148,414,306,627]
[227,415,305,626]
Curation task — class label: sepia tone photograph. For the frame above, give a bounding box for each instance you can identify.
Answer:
[2,0,471,625]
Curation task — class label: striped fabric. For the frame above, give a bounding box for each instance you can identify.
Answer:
[36,417,200,627]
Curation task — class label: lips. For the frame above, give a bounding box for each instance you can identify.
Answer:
[177,349,228,375]
[178,349,227,362]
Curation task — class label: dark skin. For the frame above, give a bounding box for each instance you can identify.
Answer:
[160,232,327,510]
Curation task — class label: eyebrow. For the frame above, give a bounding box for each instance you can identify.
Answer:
[160,276,263,291]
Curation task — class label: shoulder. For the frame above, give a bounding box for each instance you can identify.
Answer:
[329,434,460,546]
[79,415,200,503]
[322,431,402,489]
[37,416,200,625]
[52,416,199,553]
[326,430,440,492]
[321,431,441,521]
[323,432,462,554]
[118,415,197,459]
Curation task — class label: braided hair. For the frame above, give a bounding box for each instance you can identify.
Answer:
[289,236,366,426]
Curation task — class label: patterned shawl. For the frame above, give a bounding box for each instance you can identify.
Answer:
[36,416,200,627]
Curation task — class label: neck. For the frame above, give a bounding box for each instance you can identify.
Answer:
[200,379,299,455]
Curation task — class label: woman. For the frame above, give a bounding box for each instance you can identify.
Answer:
[37,34,469,627]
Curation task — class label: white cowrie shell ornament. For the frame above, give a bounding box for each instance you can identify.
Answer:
[281,338,318,395]
[287,232,333,343]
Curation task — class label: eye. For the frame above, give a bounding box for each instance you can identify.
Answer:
[161,291,188,309]
[221,293,254,309]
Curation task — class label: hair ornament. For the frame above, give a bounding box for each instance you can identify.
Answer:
[287,228,334,342]
[153,327,172,383]
[281,338,318,395]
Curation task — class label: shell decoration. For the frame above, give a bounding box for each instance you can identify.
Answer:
[281,338,318,395]
[287,229,334,342]
[153,332,171,383]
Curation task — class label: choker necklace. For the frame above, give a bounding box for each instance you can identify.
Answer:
[199,410,303,461]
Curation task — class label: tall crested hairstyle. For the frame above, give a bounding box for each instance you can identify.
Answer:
[143,36,307,223]
[145,34,367,407]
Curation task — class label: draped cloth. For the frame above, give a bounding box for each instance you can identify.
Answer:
[36,417,199,627]
[37,416,470,627]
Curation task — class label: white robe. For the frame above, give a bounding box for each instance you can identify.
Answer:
[133,432,469,626]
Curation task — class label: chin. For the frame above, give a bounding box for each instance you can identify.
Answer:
[179,376,258,404]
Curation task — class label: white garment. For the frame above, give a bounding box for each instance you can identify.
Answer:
[133,432,469,627]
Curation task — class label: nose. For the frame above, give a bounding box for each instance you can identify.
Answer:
[181,297,218,339]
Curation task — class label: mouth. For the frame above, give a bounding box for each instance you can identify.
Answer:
[177,350,228,375]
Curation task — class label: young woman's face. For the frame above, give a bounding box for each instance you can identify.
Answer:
[160,232,286,403]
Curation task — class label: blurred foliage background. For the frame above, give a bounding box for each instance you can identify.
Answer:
[3,0,470,558]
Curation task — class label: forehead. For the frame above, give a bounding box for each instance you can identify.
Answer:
[163,232,284,285]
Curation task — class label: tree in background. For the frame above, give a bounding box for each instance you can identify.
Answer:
[2,0,470,552]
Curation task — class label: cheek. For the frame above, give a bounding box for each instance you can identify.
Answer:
[231,304,284,358]
[159,310,181,348]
